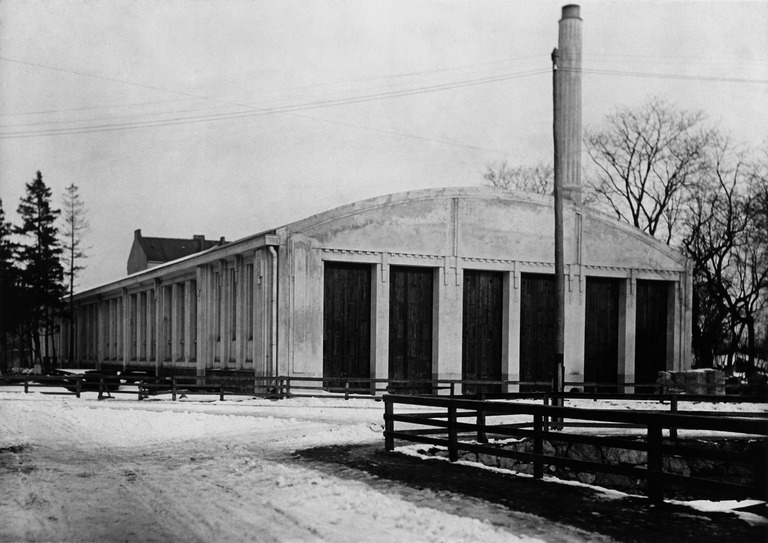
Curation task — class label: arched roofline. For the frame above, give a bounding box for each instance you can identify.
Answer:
[278,186,687,266]
[72,186,686,300]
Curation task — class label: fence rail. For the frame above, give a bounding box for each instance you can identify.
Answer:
[382,394,768,502]
[2,373,766,406]
[264,376,668,400]
[0,373,247,402]
[262,375,766,404]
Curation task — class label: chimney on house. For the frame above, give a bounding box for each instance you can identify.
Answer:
[554,4,582,204]
[193,234,205,251]
[134,229,142,240]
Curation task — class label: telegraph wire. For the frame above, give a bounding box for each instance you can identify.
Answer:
[286,112,514,156]
[2,55,765,142]
[0,53,547,118]
[0,68,550,138]
[576,67,768,85]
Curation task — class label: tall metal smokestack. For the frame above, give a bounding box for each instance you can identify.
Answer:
[554,4,582,204]
[551,4,582,402]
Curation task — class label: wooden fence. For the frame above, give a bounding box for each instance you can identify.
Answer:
[262,376,672,400]
[2,373,766,406]
[0,373,240,402]
[383,394,768,502]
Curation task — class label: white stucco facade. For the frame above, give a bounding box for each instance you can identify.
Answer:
[58,187,692,391]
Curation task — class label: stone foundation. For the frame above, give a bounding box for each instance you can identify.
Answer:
[657,370,726,395]
[417,436,766,499]
[205,369,255,393]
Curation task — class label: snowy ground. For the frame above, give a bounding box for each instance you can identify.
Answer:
[0,388,765,542]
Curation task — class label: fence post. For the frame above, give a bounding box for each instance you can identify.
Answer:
[476,407,488,444]
[138,380,144,401]
[76,378,81,399]
[647,423,664,502]
[345,381,349,401]
[448,403,459,462]
[24,375,28,394]
[285,378,291,399]
[172,379,177,401]
[370,379,376,397]
[669,395,678,439]
[450,382,455,397]
[533,413,544,479]
[98,378,105,400]
[219,385,224,402]
[384,398,394,451]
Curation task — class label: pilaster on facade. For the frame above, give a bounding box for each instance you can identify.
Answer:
[503,271,521,391]
[235,255,245,369]
[170,282,181,364]
[195,266,206,377]
[617,279,637,391]
[564,285,586,385]
[121,288,129,369]
[434,266,462,393]
[207,264,218,369]
[138,292,147,361]
[666,281,678,371]
[182,279,193,364]
[153,278,163,376]
[372,263,389,383]
[97,299,107,368]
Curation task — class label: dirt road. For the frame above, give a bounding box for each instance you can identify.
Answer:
[0,396,616,542]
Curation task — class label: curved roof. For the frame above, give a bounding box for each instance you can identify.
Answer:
[277,186,687,267]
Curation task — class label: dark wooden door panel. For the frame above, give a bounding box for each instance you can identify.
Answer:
[519,274,555,391]
[635,280,668,388]
[584,277,619,391]
[389,266,433,394]
[462,270,503,395]
[323,262,371,390]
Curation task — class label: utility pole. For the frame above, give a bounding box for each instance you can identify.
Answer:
[552,5,583,403]
[552,46,565,401]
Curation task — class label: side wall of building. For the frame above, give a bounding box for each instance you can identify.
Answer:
[58,188,691,390]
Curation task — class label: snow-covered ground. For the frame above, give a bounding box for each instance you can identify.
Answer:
[0,389,765,542]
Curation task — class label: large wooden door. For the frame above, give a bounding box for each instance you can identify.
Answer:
[635,280,668,388]
[323,262,371,390]
[519,274,556,390]
[389,266,433,393]
[584,277,619,391]
[462,270,503,395]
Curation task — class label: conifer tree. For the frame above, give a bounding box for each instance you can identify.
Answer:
[14,171,65,367]
[0,198,21,372]
[61,183,89,365]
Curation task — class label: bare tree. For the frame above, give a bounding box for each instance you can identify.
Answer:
[483,161,553,195]
[584,96,713,244]
[61,183,90,366]
[684,138,768,367]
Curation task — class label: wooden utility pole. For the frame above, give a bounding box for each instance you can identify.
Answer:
[552,5,582,399]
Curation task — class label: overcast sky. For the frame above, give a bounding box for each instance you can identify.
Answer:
[1,0,766,291]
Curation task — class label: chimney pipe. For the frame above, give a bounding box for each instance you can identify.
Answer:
[554,4,582,204]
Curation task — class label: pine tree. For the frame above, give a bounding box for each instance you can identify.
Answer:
[61,183,90,365]
[14,171,65,367]
[0,198,21,372]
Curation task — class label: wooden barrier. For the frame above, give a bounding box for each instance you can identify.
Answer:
[382,394,768,502]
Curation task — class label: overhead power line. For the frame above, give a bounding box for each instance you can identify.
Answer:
[0,68,549,139]
[577,67,768,85]
[0,54,547,117]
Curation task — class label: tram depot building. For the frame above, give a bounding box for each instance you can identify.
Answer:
[57,187,692,393]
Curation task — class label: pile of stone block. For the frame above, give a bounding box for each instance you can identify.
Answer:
[657,369,726,395]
